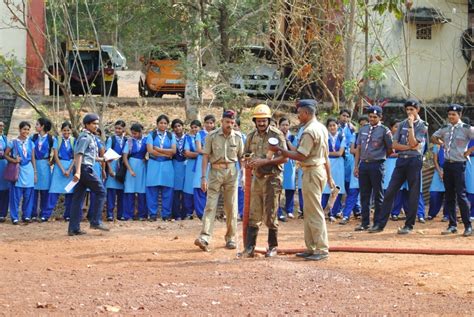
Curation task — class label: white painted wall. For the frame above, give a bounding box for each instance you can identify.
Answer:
[0,1,27,90]
[352,0,468,102]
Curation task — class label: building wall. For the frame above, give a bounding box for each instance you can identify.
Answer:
[0,1,27,92]
[352,0,468,102]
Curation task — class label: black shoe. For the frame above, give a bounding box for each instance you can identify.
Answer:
[39,217,47,223]
[397,226,413,235]
[64,217,70,222]
[354,224,369,231]
[354,213,361,219]
[278,217,287,222]
[298,213,304,219]
[225,241,236,250]
[418,217,426,224]
[295,252,313,258]
[441,217,449,222]
[368,225,383,233]
[23,218,31,224]
[441,226,457,235]
[106,217,114,222]
[305,253,329,261]
[90,224,110,231]
[194,238,210,252]
[149,216,157,222]
[0,217,5,223]
[68,230,87,236]
[265,247,278,258]
[390,215,399,221]
[463,227,472,237]
[12,219,19,225]
[427,215,434,221]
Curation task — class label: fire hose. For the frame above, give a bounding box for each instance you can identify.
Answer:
[242,168,474,256]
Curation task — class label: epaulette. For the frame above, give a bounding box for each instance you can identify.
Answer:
[233,130,242,138]
[462,123,470,129]
[269,125,283,136]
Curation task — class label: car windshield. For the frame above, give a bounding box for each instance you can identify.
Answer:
[230,47,275,63]
[150,46,186,60]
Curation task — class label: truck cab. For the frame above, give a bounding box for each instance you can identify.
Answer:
[48,40,118,97]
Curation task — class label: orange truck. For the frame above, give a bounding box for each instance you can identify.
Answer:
[138,44,186,98]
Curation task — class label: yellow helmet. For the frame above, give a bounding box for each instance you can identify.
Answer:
[252,104,272,119]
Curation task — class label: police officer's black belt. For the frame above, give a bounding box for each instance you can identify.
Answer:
[398,154,420,159]
[444,160,465,164]
[361,159,385,163]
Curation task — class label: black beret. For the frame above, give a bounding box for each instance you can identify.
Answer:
[404,98,420,108]
[447,104,463,113]
[83,113,100,125]
[367,105,383,116]
[296,99,317,109]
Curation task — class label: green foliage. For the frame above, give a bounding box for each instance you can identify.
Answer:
[372,0,406,20]
[0,54,24,91]
[342,79,359,100]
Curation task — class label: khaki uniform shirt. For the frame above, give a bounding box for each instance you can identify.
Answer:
[203,128,244,164]
[297,118,329,166]
[244,125,287,174]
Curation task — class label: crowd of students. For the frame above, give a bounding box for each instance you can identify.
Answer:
[0,109,473,226]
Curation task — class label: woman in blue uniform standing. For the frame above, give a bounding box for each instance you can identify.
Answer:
[31,117,53,221]
[192,114,215,219]
[105,120,127,221]
[5,121,36,224]
[278,117,297,221]
[171,119,186,220]
[323,118,346,221]
[340,115,368,225]
[427,144,447,221]
[183,120,201,219]
[233,118,246,220]
[0,121,9,222]
[45,121,75,221]
[146,115,176,221]
[466,138,474,220]
[122,123,147,220]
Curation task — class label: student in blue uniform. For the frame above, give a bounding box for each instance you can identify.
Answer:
[192,114,216,219]
[0,121,9,223]
[323,118,346,221]
[233,118,246,220]
[338,109,358,210]
[372,99,428,234]
[105,120,127,221]
[122,123,147,220]
[277,117,297,221]
[31,117,53,221]
[340,115,368,225]
[171,119,186,220]
[4,121,36,224]
[45,121,75,221]
[183,120,201,219]
[432,104,474,236]
[146,115,177,221]
[467,138,474,220]
[427,144,447,221]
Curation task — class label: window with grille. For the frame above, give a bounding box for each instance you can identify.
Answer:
[416,24,432,40]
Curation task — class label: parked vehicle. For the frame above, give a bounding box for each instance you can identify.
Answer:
[228,45,284,97]
[48,40,118,96]
[101,45,128,70]
[138,44,186,98]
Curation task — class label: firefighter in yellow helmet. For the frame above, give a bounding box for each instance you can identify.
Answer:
[241,104,288,258]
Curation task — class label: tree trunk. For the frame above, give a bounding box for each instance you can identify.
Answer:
[343,0,356,110]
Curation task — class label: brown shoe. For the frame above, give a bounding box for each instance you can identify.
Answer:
[194,238,210,252]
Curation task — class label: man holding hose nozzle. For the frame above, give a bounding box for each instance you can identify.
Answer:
[241,104,287,258]
[268,100,334,261]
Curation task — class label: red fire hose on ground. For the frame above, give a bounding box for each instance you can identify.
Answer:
[243,167,474,256]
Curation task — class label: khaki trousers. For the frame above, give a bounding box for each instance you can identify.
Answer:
[199,165,238,243]
[248,174,281,230]
[302,165,329,254]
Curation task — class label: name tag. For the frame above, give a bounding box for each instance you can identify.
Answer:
[361,132,368,135]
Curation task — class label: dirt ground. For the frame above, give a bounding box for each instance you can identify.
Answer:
[0,216,473,316]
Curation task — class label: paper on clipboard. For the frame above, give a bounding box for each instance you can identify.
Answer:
[103,148,121,161]
[65,180,78,193]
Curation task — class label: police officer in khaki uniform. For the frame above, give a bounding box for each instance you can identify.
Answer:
[195,110,244,251]
[241,104,287,258]
[269,100,333,261]
[432,104,474,237]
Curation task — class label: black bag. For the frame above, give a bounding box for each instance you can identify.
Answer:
[115,158,127,183]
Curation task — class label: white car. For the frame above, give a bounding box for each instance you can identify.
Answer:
[229,46,284,97]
